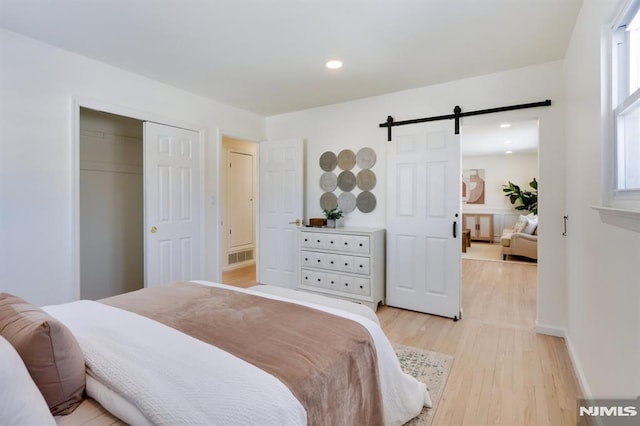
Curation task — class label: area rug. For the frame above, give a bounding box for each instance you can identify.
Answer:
[393,343,454,426]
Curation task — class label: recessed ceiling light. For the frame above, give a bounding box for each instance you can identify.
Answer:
[500,123,511,128]
[504,140,513,144]
[326,60,343,70]
[505,150,513,154]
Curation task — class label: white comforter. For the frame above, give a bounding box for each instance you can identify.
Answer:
[44,282,429,425]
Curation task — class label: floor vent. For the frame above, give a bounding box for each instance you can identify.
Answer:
[228,249,253,265]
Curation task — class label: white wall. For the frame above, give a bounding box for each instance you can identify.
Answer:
[267,61,568,329]
[563,0,640,398]
[462,153,538,213]
[0,29,266,306]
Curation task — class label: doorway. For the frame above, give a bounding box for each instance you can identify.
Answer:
[79,107,144,299]
[459,118,539,326]
[460,118,539,262]
[220,135,257,288]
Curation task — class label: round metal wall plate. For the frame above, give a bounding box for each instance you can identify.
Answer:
[320,192,338,210]
[319,172,338,192]
[356,191,377,213]
[337,170,356,191]
[319,151,337,172]
[338,192,357,213]
[337,149,356,170]
[356,169,376,191]
[356,147,376,169]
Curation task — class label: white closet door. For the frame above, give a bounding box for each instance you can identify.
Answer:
[258,139,303,288]
[144,122,202,287]
[386,120,462,319]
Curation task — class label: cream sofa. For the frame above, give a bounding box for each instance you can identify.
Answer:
[500,215,538,260]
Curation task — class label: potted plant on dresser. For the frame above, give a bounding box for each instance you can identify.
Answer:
[322,208,343,228]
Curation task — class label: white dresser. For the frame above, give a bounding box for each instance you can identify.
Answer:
[299,227,385,311]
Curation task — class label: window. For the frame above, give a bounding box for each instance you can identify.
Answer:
[613,1,640,193]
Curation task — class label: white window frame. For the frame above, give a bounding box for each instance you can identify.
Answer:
[611,0,640,202]
[596,0,640,232]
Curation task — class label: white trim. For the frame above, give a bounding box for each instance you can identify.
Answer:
[71,96,207,299]
[534,321,565,337]
[593,205,640,232]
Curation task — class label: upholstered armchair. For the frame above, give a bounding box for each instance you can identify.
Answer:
[501,214,538,260]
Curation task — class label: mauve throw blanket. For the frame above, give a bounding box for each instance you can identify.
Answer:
[100,282,385,426]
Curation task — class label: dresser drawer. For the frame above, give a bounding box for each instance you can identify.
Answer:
[301,269,327,289]
[339,276,370,296]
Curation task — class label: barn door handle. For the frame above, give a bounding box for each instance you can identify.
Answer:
[453,221,457,238]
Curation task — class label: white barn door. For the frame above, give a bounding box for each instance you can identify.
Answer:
[144,122,202,287]
[386,121,461,319]
[258,139,303,288]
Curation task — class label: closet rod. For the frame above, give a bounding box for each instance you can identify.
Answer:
[379,99,552,141]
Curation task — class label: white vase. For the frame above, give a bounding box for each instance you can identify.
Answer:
[326,219,336,228]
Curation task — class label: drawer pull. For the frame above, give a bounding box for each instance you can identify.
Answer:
[330,261,334,264]
[317,259,321,262]
[359,243,363,247]
[317,240,321,243]
[345,283,349,286]
[359,285,363,289]
[344,263,348,266]
[317,278,321,282]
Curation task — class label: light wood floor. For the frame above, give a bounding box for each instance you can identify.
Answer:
[222,260,582,426]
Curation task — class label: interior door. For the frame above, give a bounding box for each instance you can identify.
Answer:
[258,139,304,288]
[386,120,462,318]
[144,122,202,287]
[228,151,254,249]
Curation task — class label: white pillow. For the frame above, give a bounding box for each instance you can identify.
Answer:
[523,215,538,234]
[0,336,56,426]
[514,215,528,233]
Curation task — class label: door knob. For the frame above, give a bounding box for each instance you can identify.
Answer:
[150,226,158,234]
[288,219,301,226]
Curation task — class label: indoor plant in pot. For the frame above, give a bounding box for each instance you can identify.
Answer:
[322,208,343,228]
[502,178,538,214]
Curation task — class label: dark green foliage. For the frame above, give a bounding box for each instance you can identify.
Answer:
[502,178,538,215]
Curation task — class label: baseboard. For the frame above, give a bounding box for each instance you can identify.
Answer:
[535,321,593,400]
[534,321,565,337]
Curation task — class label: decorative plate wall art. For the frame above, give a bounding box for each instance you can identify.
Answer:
[356,169,376,191]
[319,172,338,192]
[338,192,356,213]
[320,192,338,210]
[318,147,378,214]
[337,149,356,170]
[337,170,356,191]
[356,147,376,169]
[319,151,337,172]
[356,191,376,213]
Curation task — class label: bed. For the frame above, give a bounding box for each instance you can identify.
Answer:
[1,281,430,425]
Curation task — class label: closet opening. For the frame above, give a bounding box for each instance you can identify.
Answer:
[79,107,144,299]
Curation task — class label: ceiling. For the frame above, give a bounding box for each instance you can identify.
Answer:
[0,0,582,116]
[461,119,539,156]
